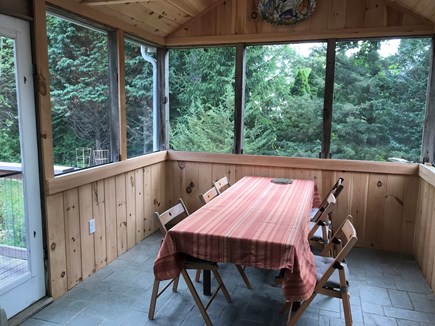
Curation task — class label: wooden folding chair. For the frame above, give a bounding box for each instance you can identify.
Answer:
[310,177,344,221]
[199,186,219,205]
[308,193,336,249]
[212,175,231,194]
[287,216,357,326]
[148,198,232,326]
[196,186,252,289]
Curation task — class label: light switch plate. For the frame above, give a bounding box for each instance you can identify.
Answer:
[89,219,96,234]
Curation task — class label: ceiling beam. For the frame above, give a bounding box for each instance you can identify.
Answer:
[80,0,157,6]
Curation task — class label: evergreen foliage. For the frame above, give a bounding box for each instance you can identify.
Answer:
[0,16,431,165]
[124,40,155,158]
[169,40,430,162]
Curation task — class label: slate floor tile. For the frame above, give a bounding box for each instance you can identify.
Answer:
[388,289,413,309]
[383,306,430,323]
[15,239,435,326]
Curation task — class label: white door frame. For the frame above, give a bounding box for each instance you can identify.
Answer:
[0,13,45,318]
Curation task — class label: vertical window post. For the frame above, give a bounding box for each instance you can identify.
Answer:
[157,47,169,151]
[321,39,336,159]
[234,43,246,154]
[422,37,435,164]
[109,30,122,161]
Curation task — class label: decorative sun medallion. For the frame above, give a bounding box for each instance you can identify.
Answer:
[258,0,317,25]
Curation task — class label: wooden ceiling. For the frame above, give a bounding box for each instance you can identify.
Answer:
[75,0,222,38]
[73,0,435,34]
[391,0,435,23]
[53,0,435,46]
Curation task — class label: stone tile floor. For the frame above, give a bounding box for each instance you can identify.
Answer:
[19,232,435,325]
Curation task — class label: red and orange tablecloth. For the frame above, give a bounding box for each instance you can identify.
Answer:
[154,176,319,301]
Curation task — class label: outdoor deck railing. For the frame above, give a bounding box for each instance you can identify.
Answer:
[0,172,25,251]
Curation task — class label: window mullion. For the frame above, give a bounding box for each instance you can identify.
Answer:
[234,43,246,154]
[422,37,435,164]
[321,39,336,159]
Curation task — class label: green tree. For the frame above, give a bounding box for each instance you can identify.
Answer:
[332,39,430,161]
[290,67,312,96]
[169,47,235,152]
[124,41,155,157]
[47,14,110,167]
[244,43,325,157]
[0,37,20,163]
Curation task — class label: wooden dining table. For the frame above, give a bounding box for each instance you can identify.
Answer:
[153,176,320,302]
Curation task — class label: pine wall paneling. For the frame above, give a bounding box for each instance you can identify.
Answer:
[414,165,435,290]
[166,151,419,256]
[45,161,165,298]
[166,0,433,46]
[45,150,435,298]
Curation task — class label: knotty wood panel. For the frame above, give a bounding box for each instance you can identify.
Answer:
[93,180,107,270]
[401,176,419,253]
[104,177,117,264]
[135,168,145,243]
[167,0,433,46]
[45,162,164,298]
[126,171,136,250]
[115,174,127,256]
[63,189,81,289]
[166,153,419,255]
[151,163,166,230]
[45,193,67,298]
[414,179,435,290]
[143,166,154,236]
[44,150,431,299]
[79,184,95,280]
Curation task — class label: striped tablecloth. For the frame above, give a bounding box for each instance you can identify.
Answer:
[154,176,318,301]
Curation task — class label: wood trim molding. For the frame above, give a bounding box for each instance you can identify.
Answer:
[165,25,435,47]
[421,37,435,164]
[33,0,55,180]
[80,0,155,5]
[46,151,167,195]
[166,150,419,175]
[0,0,32,20]
[419,164,435,186]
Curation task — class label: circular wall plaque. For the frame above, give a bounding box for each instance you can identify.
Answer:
[258,0,317,25]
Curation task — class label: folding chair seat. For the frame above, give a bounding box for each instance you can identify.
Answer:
[288,216,357,326]
[196,184,252,289]
[148,198,232,326]
[308,193,336,249]
[310,177,344,221]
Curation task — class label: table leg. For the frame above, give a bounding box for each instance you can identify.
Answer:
[203,270,211,295]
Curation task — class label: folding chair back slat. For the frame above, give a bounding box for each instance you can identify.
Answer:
[311,177,344,221]
[199,186,219,205]
[309,193,336,248]
[153,199,189,235]
[213,175,231,194]
[311,193,336,224]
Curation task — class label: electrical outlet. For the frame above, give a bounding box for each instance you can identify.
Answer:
[89,219,96,234]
